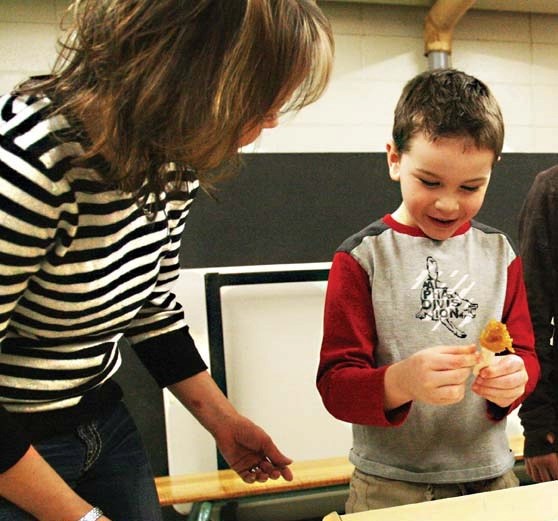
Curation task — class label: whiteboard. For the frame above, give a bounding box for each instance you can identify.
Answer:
[163,263,352,483]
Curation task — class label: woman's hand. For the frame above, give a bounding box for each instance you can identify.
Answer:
[169,371,293,484]
[214,414,293,483]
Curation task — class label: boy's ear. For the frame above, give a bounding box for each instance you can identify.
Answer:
[386,141,401,181]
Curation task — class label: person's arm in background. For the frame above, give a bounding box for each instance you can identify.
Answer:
[518,167,558,482]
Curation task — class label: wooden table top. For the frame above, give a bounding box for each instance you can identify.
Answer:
[324,480,558,521]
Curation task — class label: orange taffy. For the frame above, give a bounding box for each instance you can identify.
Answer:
[479,319,515,353]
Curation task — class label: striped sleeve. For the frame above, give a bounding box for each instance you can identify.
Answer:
[0,94,79,345]
[0,92,207,410]
[0,94,80,469]
[126,186,208,386]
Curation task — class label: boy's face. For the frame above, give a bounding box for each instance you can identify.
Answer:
[387,132,495,241]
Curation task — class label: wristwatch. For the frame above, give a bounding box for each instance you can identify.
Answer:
[78,507,103,521]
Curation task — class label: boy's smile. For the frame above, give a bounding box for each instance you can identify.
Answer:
[387,132,495,241]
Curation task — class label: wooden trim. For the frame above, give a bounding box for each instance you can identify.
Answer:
[156,456,352,507]
[156,435,524,506]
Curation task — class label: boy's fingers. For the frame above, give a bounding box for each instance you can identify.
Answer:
[442,345,479,366]
[441,344,477,354]
[261,441,293,469]
[443,351,478,369]
[479,355,526,378]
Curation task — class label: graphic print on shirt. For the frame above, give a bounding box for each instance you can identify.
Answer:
[415,256,478,338]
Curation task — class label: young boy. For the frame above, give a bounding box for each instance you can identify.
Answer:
[317,69,540,513]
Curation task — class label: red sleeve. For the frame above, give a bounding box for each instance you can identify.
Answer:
[501,255,541,408]
[317,251,409,426]
[488,255,541,420]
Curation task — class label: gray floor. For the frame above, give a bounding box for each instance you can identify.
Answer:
[163,510,325,521]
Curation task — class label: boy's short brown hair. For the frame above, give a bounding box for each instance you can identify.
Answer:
[392,69,504,163]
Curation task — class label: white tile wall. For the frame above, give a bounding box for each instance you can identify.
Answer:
[453,9,531,42]
[0,0,66,93]
[265,0,558,153]
[1,0,558,153]
[1,0,59,23]
[531,13,558,44]
[0,22,59,72]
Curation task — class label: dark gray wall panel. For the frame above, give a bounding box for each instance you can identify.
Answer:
[179,153,558,268]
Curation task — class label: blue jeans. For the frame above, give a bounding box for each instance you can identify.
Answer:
[0,402,163,521]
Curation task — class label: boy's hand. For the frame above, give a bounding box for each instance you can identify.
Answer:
[471,354,527,408]
[385,344,478,408]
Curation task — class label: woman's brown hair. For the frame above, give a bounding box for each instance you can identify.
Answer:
[17,0,334,196]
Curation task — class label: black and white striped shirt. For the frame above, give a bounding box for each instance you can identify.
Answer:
[0,92,207,470]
